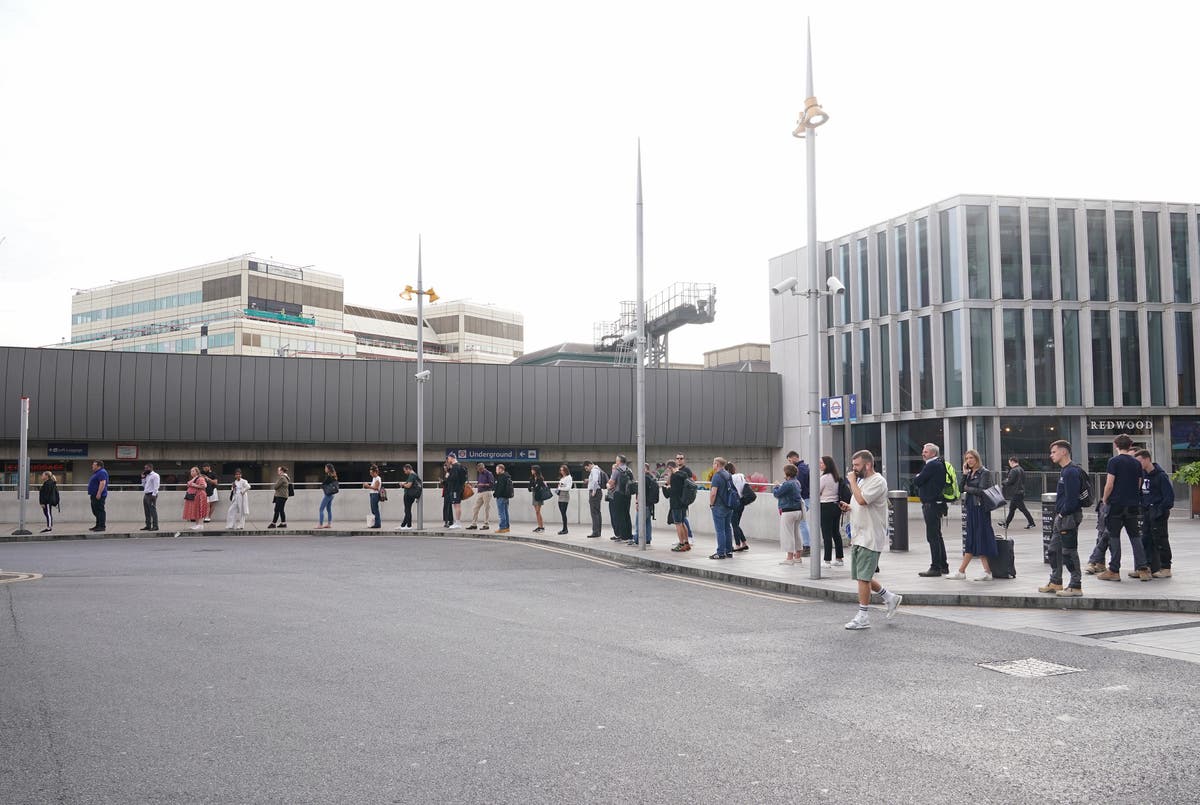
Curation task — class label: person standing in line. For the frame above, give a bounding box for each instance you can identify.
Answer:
[610,455,634,542]
[201,463,219,524]
[947,449,997,581]
[444,454,468,529]
[773,463,805,566]
[183,466,210,530]
[363,464,382,529]
[529,464,548,533]
[665,460,691,552]
[673,452,696,545]
[38,470,59,533]
[398,463,421,531]
[841,450,902,629]
[555,464,573,536]
[493,464,513,534]
[786,451,813,557]
[727,462,749,552]
[584,460,605,538]
[318,464,338,529]
[708,457,735,560]
[468,463,495,531]
[226,468,251,529]
[1097,433,1151,582]
[998,456,1036,530]
[631,462,657,546]
[140,463,160,532]
[439,461,453,528]
[87,459,108,532]
[818,455,845,567]
[606,462,620,540]
[912,443,950,577]
[1039,440,1085,597]
[269,465,290,528]
[1136,449,1175,579]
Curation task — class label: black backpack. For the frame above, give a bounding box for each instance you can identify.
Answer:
[838,477,852,505]
[680,476,698,507]
[740,483,757,506]
[646,476,660,506]
[408,474,423,498]
[616,466,634,496]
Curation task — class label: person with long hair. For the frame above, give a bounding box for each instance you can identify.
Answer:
[183,466,210,530]
[269,466,290,528]
[818,455,846,567]
[773,463,805,566]
[556,464,573,535]
[38,470,59,533]
[529,465,548,533]
[947,449,997,580]
[727,462,749,552]
[363,464,382,529]
[318,463,338,529]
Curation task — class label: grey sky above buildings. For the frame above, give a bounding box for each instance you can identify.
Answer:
[1,0,1197,363]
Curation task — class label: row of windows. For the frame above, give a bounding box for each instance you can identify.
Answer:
[72,290,204,325]
[427,314,524,342]
[349,331,447,354]
[70,311,242,344]
[344,305,420,327]
[827,206,1197,325]
[202,275,242,302]
[112,332,235,353]
[241,333,355,355]
[830,308,1198,415]
[246,275,343,312]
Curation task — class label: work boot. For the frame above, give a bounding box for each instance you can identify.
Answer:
[1152,569,1172,578]
[1037,582,1063,593]
[1055,587,1083,597]
[1137,568,1152,582]
[1096,570,1121,581]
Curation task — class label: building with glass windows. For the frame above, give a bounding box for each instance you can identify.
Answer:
[66,256,523,364]
[769,194,1200,488]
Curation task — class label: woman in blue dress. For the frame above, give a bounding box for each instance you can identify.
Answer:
[947,449,997,581]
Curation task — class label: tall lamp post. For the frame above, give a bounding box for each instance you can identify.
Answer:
[792,19,830,580]
[400,237,438,530]
[635,142,647,550]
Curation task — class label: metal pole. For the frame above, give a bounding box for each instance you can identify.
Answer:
[416,237,425,531]
[635,142,647,550]
[805,21,822,580]
[13,396,32,536]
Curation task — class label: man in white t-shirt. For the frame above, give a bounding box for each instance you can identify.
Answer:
[840,449,902,630]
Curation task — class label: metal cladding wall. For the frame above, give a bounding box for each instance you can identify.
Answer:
[0,347,783,447]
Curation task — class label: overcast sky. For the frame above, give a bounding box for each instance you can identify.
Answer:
[2,1,1197,363]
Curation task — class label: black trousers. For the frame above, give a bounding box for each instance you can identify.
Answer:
[402,495,415,527]
[1003,495,1035,527]
[558,501,569,530]
[820,501,844,561]
[731,505,746,545]
[90,497,106,529]
[588,491,602,535]
[442,496,453,526]
[612,495,632,538]
[1142,511,1172,571]
[272,497,287,525]
[922,502,948,571]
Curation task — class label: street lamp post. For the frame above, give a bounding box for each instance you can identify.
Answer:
[635,142,647,550]
[401,238,438,530]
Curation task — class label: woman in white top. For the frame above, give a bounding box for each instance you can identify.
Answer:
[363,464,382,529]
[727,462,749,552]
[555,464,573,535]
[818,455,845,567]
[226,468,252,529]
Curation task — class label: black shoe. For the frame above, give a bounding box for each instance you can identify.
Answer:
[1025,523,1036,529]
[268,523,277,529]
[150,527,159,531]
[918,568,943,577]
[466,525,477,530]
[709,553,726,560]
[367,525,381,529]
[139,526,152,531]
[480,526,489,531]
[610,536,623,541]
[40,528,51,533]
[586,534,600,538]
[558,529,568,535]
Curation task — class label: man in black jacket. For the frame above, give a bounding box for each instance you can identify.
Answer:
[998,457,1036,529]
[1136,449,1175,578]
[912,443,949,577]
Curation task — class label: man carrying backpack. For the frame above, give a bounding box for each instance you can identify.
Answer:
[912,443,950,577]
[584,460,606,538]
[999,456,1036,530]
[609,455,634,542]
[1136,449,1174,578]
[666,460,693,552]
[1039,439,1086,597]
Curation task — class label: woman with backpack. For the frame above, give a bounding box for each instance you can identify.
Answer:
[269,466,290,528]
[529,465,548,533]
[727,462,750,552]
[947,449,997,581]
[399,463,421,530]
[317,464,338,529]
[38,470,60,533]
[818,455,846,567]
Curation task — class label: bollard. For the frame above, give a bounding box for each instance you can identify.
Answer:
[1041,492,1056,564]
[888,490,908,551]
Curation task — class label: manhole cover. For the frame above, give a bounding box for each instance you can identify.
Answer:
[977,658,1084,678]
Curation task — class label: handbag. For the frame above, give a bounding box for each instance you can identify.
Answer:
[982,484,1005,511]
[462,484,475,500]
[184,492,196,501]
[379,486,388,502]
[536,485,553,502]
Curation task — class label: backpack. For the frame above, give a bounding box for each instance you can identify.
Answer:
[646,476,660,506]
[596,469,609,491]
[408,475,423,498]
[378,485,388,502]
[616,466,634,496]
[942,462,959,502]
[680,475,698,507]
[837,476,852,505]
[722,474,741,509]
[1073,464,1093,506]
[740,484,757,506]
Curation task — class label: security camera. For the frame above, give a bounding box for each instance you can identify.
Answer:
[826,275,846,295]
[414,369,432,381]
[620,330,638,345]
[771,277,799,295]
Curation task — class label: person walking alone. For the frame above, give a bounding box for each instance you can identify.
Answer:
[947,450,997,581]
[998,457,1036,530]
[38,470,59,533]
[140,463,160,532]
[269,466,291,528]
[183,466,210,530]
[318,464,338,529]
[841,450,902,629]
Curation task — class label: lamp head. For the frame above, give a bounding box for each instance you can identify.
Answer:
[425,287,439,303]
[399,285,415,301]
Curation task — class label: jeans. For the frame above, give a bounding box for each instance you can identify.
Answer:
[588,491,602,535]
[712,505,733,555]
[730,505,746,545]
[497,497,510,530]
[1003,495,1035,527]
[820,501,844,561]
[91,497,106,529]
[272,497,287,525]
[922,502,948,571]
[318,493,334,525]
[369,492,381,527]
[1049,527,1082,588]
[800,498,811,547]
[1105,505,1147,571]
[143,493,158,529]
[633,509,652,543]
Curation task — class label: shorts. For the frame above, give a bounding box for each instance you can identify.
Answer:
[669,507,687,523]
[850,545,880,582]
[449,490,463,504]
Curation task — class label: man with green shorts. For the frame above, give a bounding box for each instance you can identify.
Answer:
[841,449,902,630]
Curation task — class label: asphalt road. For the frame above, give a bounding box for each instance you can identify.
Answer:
[2,535,1197,804]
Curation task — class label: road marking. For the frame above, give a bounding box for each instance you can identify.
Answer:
[517,542,628,568]
[0,572,43,584]
[637,572,815,603]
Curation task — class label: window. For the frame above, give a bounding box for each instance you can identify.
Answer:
[893,225,909,312]
[1091,311,1113,405]
[1062,310,1081,405]
[1171,213,1191,303]
[1087,209,1108,301]
[838,243,851,324]
[858,328,872,415]
[1003,309,1026,406]
[1058,209,1078,301]
[1032,309,1055,406]
[1118,311,1141,405]
[966,206,991,298]
[917,315,933,409]
[1148,311,1165,405]
[1029,207,1052,300]
[915,218,930,307]
[855,237,870,320]
[943,309,963,407]
[879,324,891,413]
[898,319,912,412]
[970,308,994,405]
[1143,212,1161,303]
[876,231,889,316]
[939,208,961,302]
[1114,210,1137,302]
[999,206,1023,299]
[840,331,852,396]
[202,275,241,302]
[1177,312,1196,405]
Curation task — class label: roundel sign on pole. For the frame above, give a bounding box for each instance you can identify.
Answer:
[828,396,843,422]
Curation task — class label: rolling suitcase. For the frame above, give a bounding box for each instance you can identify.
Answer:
[991,536,1016,579]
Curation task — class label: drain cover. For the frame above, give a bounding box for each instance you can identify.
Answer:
[977,658,1084,678]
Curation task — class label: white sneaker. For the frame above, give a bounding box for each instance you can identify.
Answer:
[844,613,871,630]
[945,571,966,580]
[778,559,795,566]
[822,560,832,568]
[191,524,203,530]
[447,523,463,530]
[974,572,993,581]
[833,559,844,567]
[885,593,902,620]
[394,525,411,531]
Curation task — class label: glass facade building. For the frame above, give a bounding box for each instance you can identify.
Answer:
[770,194,1200,485]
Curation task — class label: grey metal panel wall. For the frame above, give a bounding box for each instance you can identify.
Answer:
[0,348,782,447]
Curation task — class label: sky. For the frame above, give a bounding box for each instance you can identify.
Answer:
[2,0,1198,363]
